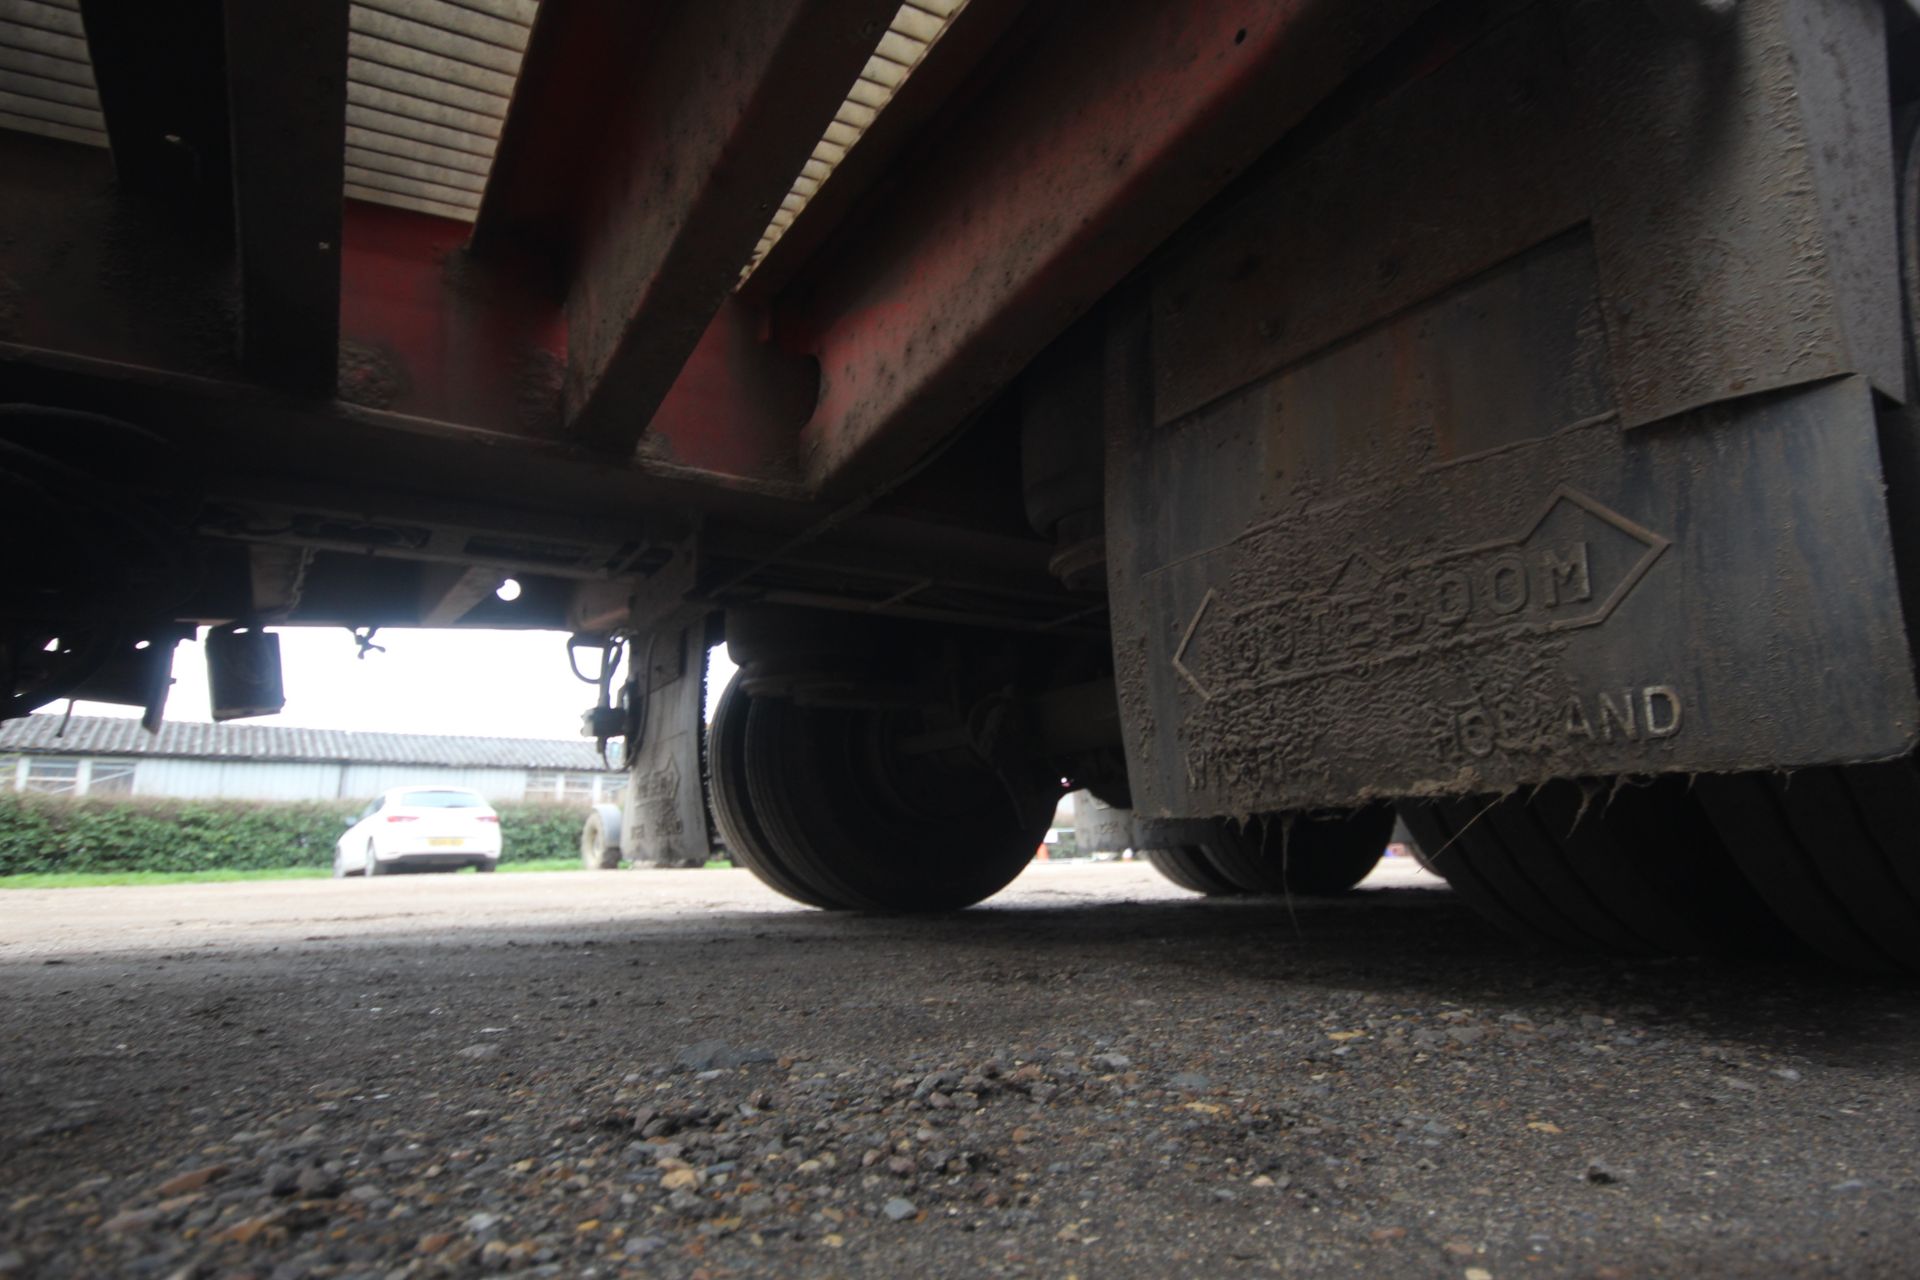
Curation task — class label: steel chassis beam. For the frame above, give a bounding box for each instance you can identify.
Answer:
[77,0,231,227]
[773,0,1440,497]
[472,0,895,460]
[224,0,350,395]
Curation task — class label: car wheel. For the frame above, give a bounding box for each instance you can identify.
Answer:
[475,860,496,873]
[364,840,384,877]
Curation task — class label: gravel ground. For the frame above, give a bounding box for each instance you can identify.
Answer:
[3,859,1918,1279]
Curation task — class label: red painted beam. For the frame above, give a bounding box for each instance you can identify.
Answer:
[338,200,567,438]
[639,299,816,490]
[780,0,1440,497]
[735,0,1031,305]
[467,0,653,270]
[473,0,896,460]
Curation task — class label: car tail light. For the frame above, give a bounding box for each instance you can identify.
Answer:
[385,814,419,823]
[476,815,499,824]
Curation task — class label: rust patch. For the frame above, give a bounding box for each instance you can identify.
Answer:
[514,347,567,439]
[337,340,409,411]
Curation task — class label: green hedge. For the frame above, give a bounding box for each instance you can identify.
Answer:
[0,795,588,875]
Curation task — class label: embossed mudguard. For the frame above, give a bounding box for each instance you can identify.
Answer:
[619,621,713,868]
[1106,0,1917,819]
[1109,291,1919,815]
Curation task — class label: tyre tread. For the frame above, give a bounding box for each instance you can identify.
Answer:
[1145,845,1242,896]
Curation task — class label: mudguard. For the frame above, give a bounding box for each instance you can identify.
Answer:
[619,621,713,868]
[1107,0,1916,818]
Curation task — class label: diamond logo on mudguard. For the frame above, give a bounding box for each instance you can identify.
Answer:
[1172,486,1669,702]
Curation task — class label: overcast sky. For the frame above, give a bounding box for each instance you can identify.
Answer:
[69,629,737,742]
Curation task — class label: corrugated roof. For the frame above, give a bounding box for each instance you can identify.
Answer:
[0,714,617,771]
[0,0,533,223]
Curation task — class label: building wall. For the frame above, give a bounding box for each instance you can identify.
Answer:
[3,752,621,804]
[339,764,529,804]
[126,759,534,803]
[131,758,344,801]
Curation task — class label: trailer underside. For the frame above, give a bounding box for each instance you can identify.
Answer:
[6,0,1920,965]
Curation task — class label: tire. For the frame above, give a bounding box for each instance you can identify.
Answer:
[706,675,843,909]
[1145,845,1243,896]
[474,861,496,874]
[1200,808,1394,896]
[1395,801,1558,947]
[364,840,384,878]
[1400,777,1796,957]
[580,804,622,870]
[1694,763,1920,971]
[742,690,1055,912]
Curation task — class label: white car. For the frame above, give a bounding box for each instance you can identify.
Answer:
[333,787,502,877]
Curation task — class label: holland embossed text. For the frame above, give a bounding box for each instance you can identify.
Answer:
[1438,684,1685,760]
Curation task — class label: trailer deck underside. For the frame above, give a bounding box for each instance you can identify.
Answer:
[10,0,1920,963]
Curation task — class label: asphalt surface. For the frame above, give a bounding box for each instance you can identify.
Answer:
[3,859,1919,1279]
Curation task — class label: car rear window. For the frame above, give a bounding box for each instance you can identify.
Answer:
[400,790,487,809]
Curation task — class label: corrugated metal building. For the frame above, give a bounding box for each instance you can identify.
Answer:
[0,714,622,804]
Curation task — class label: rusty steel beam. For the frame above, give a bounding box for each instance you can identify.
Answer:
[472,0,896,459]
[0,339,779,536]
[466,0,650,269]
[636,298,817,489]
[0,130,238,377]
[77,0,232,227]
[0,127,563,435]
[735,0,1031,304]
[778,0,1441,497]
[559,0,892,457]
[643,0,1028,488]
[338,200,567,438]
[223,0,350,395]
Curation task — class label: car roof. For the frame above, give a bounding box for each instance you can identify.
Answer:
[384,786,487,799]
